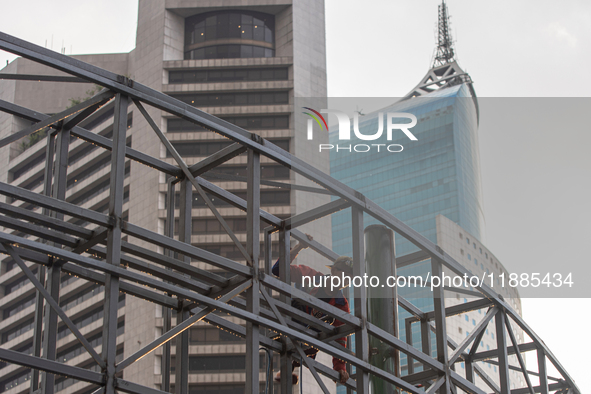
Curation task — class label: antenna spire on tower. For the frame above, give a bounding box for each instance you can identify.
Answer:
[433,0,455,67]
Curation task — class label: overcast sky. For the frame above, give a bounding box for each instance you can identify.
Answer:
[1,0,589,391]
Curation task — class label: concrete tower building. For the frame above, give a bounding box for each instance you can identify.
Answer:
[0,1,331,393]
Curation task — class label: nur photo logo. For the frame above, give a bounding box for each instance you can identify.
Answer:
[303,107,418,153]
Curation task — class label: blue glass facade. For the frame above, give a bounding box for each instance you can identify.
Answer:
[330,83,482,382]
[331,84,483,257]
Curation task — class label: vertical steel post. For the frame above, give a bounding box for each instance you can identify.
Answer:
[420,317,431,358]
[263,227,273,393]
[537,349,549,394]
[345,284,353,394]
[162,178,175,393]
[465,356,474,383]
[431,259,450,394]
[245,148,260,394]
[175,179,191,394]
[365,225,399,393]
[31,131,55,394]
[495,311,510,394]
[102,94,128,394]
[40,124,69,394]
[264,228,272,275]
[405,320,414,376]
[278,228,292,394]
[351,207,369,394]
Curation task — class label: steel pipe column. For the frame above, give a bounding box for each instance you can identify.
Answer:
[364,225,399,393]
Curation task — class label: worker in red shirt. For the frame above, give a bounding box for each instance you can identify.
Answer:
[272,235,353,385]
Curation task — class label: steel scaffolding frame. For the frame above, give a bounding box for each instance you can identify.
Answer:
[0,31,580,394]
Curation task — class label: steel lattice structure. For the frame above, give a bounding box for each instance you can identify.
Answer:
[0,31,580,394]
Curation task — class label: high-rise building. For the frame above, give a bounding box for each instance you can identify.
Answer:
[0,1,331,393]
[329,1,523,391]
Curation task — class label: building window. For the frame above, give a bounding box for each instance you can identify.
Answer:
[170,139,289,157]
[472,319,476,326]
[171,91,289,107]
[3,294,35,318]
[167,115,289,133]
[466,238,470,244]
[465,315,469,322]
[459,232,463,239]
[184,11,275,60]
[467,253,471,261]
[460,249,464,255]
[169,68,288,84]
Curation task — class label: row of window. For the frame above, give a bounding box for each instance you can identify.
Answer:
[1,369,31,391]
[4,267,37,295]
[170,384,274,394]
[186,45,274,60]
[189,327,243,344]
[172,91,289,108]
[59,284,103,312]
[10,116,130,183]
[173,216,282,236]
[170,189,290,209]
[57,321,124,363]
[204,165,290,180]
[167,115,289,133]
[461,232,498,268]
[170,354,269,373]
[69,163,130,206]
[185,11,274,47]
[3,294,35,319]
[1,319,34,344]
[168,68,288,85]
[57,294,124,340]
[171,139,289,158]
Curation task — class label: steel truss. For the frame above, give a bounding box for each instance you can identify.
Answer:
[0,31,580,394]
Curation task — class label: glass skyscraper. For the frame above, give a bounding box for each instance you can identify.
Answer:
[330,0,485,385]
[331,82,483,258]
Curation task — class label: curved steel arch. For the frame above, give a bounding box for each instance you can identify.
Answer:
[0,31,579,394]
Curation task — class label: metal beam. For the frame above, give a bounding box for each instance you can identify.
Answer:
[448,307,497,364]
[537,349,549,394]
[134,99,251,264]
[116,279,251,373]
[284,199,349,230]
[0,73,88,82]
[187,142,247,177]
[245,148,261,394]
[0,348,103,385]
[5,244,105,368]
[505,316,535,394]
[0,89,113,148]
[0,99,180,177]
[260,287,331,394]
[102,93,128,394]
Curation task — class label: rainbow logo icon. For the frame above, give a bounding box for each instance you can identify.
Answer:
[302,107,328,131]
